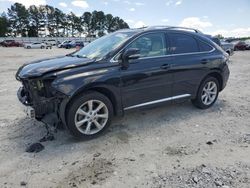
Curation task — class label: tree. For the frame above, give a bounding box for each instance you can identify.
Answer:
[91,11,106,37]
[214,34,224,39]
[67,12,82,37]
[27,5,40,37]
[0,13,9,37]
[81,12,93,36]
[7,3,29,36]
[4,2,130,37]
[54,8,66,37]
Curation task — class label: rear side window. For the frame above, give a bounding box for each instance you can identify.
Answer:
[168,33,199,54]
[198,40,213,52]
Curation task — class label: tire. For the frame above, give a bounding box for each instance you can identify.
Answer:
[27,46,31,49]
[41,46,45,49]
[192,76,219,109]
[66,91,113,139]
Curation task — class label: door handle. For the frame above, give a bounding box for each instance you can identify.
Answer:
[201,59,209,64]
[161,64,171,69]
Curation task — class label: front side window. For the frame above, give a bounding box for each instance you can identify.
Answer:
[168,33,199,54]
[126,33,166,58]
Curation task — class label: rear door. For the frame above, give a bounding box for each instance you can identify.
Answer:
[120,32,174,109]
[166,32,214,97]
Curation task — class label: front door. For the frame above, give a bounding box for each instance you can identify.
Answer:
[120,32,174,110]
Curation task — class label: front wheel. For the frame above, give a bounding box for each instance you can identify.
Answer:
[192,77,219,109]
[66,92,113,139]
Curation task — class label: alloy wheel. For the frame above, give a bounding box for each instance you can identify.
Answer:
[201,81,218,105]
[74,100,109,135]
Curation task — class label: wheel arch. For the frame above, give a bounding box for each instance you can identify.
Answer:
[193,70,223,99]
[59,85,122,128]
[207,71,223,91]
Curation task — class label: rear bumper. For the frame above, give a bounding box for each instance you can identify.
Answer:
[229,49,234,56]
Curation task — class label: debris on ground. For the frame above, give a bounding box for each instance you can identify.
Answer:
[206,139,217,145]
[93,152,101,158]
[20,181,27,186]
[71,161,79,166]
[60,158,114,187]
[39,134,55,142]
[150,164,250,188]
[25,143,44,153]
[242,134,250,144]
[163,145,200,156]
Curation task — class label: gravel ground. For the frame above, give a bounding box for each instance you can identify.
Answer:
[0,47,249,188]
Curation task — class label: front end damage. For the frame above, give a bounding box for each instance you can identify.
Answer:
[16,76,67,127]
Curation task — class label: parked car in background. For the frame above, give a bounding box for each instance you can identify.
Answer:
[24,42,52,49]
[63,41,84,49]
[16,26,230,139]
[220,41,234,56]
[205,36,234,56]
[0,40,22,47]
[58,40,71,48]
[233,41,248,51]
[245,40,250,50]
[210,37,221,46]
[42,39,57,46]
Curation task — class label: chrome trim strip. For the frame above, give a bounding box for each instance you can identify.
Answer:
[124,94,191,110]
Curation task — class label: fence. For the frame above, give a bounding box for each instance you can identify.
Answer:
[0,37,96,43]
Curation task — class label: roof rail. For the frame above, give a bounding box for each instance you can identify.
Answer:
[168,26,203,34]
[147,26,203,34]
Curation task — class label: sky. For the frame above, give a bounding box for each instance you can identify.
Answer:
[0,0,250,37]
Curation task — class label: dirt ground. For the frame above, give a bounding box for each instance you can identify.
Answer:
[0,47,249,188]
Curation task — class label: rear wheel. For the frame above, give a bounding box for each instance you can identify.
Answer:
[66,91,113,139]
[41,46,45,49]
[192,77,219,109]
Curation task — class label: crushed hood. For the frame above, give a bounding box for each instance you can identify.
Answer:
[16,55,94,79]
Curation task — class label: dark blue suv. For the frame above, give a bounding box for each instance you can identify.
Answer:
[16,26,230,138]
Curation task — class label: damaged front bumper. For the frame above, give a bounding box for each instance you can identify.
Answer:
[17,85,65,126]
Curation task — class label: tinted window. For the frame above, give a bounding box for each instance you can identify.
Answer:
[168,33,199,54]
[127,33,166,58]
[198,40,213,52]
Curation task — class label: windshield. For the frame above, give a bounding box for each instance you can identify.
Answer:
[73,31,136,60]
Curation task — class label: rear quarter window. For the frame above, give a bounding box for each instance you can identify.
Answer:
[168,33,199,54]
[198,40,213,52]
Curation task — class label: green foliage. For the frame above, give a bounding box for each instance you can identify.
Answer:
[0,13,9,37]
[1,3,129,37]
[214,34,224,39]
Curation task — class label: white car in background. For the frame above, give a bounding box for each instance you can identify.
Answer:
[24,42,52,49]
[42,39,57,46]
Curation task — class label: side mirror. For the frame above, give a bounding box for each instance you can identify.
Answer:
[121,48,140,69]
